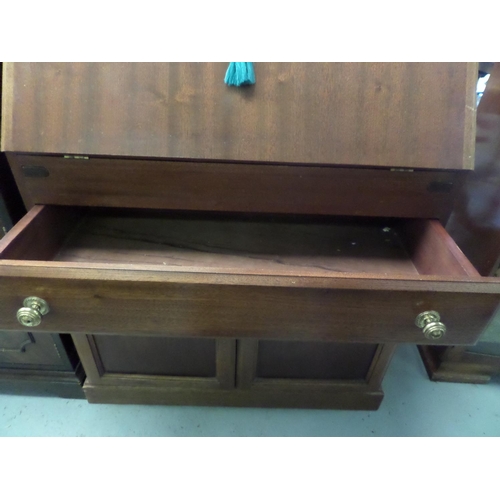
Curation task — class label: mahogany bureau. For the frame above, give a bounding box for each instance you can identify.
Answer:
[1,62,499,409]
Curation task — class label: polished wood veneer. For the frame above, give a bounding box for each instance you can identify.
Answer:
[2,63,477,170]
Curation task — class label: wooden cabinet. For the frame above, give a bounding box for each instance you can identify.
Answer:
[1,62,497,408]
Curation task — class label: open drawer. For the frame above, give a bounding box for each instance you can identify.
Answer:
[0,205,498,345]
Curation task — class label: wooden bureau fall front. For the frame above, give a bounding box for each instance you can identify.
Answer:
[0,62,498,409]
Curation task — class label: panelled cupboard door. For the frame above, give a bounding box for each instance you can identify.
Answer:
[1,62,476,170]
[235,340,397,410]
[0,205,499,346]
[72,335,237,393]
[74,334,395,409]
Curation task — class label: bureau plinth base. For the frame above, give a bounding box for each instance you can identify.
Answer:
[83,383,384,411]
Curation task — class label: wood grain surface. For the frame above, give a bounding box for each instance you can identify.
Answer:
[7,154,466,220]
[53,210,419,276]
[2,63,477,170]
[397,219,481,277]
[0,273,497,345]
[0,204,82,260]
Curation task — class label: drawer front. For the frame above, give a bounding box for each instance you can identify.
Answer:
[0,274,498,346]
[0,330,71,370]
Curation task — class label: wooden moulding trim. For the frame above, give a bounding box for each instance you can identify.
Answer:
[97,374,222,390]
[365,343,398,389]
[249,378,369,392]
[236,339,258,389]
[0,368,81,380]
[463,62,478,171]
[70,334,102,383]
[215,339,236,389]
[0,63,15,152]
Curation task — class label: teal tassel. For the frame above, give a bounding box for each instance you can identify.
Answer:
[224,62,255,86]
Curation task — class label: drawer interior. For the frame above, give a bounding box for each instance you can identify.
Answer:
[54,210,419,275]
[0,205,479,279]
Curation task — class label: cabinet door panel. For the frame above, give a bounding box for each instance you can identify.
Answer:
[94,335,216,377]
[257,341,378,380]
[71,334,236,398]
[236,339,397,410]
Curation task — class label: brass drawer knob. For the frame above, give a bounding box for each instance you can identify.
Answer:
[16,297,50,327]
[415,311,446,340]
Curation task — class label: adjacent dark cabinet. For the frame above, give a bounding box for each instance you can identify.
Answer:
[0,330,84,397]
